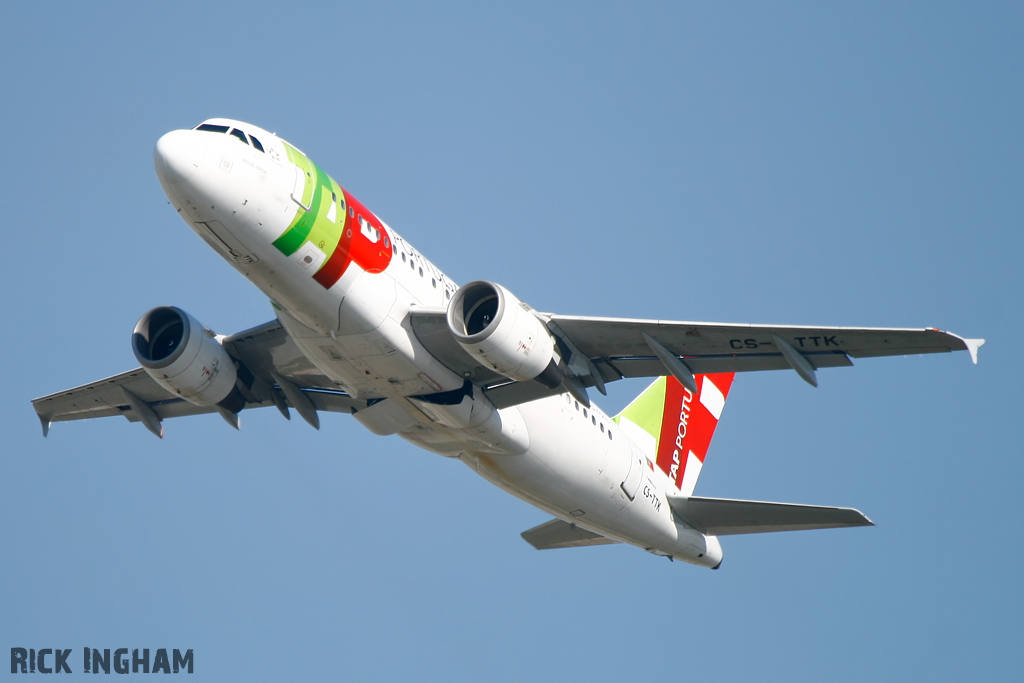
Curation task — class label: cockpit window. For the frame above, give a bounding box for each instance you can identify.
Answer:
[229,128,249,145]
[195,124,230,134]
[249,135,265,153]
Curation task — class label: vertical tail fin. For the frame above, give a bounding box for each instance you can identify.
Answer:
[614,373,735,496]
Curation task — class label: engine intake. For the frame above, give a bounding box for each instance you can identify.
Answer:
[132,306,242,410]
[447,281,560,386]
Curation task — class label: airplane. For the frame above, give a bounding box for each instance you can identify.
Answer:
[31,118,985,569]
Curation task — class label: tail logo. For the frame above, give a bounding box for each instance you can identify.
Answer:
[666,387,694,484]
[657,373,733,494]
[614,372,734,496]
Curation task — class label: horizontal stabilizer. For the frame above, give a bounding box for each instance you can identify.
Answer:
[668,496,873,535]
[521,519,619,550]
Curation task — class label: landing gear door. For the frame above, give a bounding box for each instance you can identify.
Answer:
[197,220,259,265]
[620,442,644,501]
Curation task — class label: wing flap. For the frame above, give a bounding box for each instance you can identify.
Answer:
[484,379,559,410]
[521,518,619,550]
[607,351,854,379]
[668,496,873,535]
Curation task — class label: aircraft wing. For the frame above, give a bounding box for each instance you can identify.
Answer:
[545,315,982,372]
[668,496,874,535]
[521,518,619,550]
[32,320,362,436]
[409,308,984,409]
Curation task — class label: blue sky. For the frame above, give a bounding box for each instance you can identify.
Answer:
[2,2,1020,680]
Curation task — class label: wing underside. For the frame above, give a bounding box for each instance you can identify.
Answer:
[31,319,363,435]
[408,307,983,409]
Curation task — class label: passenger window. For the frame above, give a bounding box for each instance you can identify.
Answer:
[401,253,406,262]
[229,128,249,145]
[249,135,265,152]
[195,124,229,134]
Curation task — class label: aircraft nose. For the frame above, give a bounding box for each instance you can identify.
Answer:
[154,130,205,184]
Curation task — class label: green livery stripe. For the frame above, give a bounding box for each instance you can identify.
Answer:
[272,145,331,257]
[613,376,667,445]
[266,143,387,288]
[298,171,344,264]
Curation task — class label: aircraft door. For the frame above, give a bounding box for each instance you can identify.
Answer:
[620,442,645,501]
[291,154,313,211]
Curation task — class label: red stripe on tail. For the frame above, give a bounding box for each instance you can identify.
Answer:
[656,373,734,491]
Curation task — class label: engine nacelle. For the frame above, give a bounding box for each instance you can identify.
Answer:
[446,281,560,386]
[132,306,239,408]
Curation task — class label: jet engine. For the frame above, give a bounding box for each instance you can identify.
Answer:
[132,306,242,410]
[446,281,562,387]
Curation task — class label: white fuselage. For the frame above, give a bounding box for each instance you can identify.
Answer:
[154,120,721,567]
